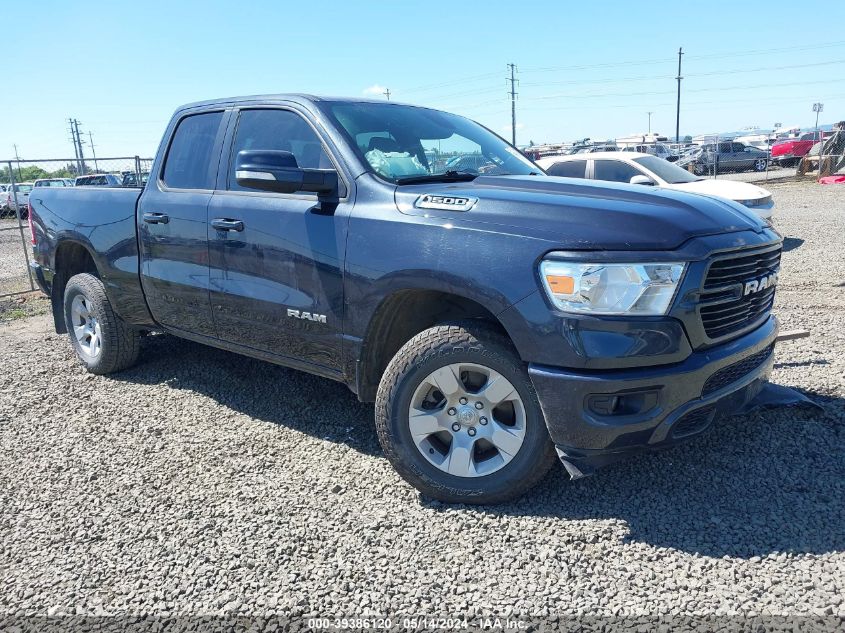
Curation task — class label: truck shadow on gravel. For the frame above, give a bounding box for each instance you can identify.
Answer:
[498,398,845,559]
[118,334,843,560]
[115,334,383,456]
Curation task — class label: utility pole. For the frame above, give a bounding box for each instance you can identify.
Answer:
[675,47,683,145]
[12,144,22,179]
[647,112,653,134]
[73,119,86,175]
[88,131,99,172]
[383,88,391,101]
[68,118,81,174]
[507,63,518,146]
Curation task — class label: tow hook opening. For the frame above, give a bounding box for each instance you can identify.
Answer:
[586,388,660,417]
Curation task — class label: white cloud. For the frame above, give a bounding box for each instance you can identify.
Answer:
[362,84,388,97]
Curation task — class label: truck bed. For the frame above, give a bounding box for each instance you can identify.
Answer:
[29,186,151,327]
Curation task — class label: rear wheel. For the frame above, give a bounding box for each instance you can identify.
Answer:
[375,323,557,504]
[63,273,140,375]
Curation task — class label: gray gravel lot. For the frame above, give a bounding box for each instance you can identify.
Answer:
[1,181,843,629]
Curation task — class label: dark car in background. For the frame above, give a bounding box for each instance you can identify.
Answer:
[687,142,769,175]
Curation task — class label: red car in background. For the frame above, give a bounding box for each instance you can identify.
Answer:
[771,131,828,166]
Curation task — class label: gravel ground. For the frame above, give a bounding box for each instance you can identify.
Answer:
[0,181,843,630]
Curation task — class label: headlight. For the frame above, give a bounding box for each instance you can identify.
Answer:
[540,260,686,315]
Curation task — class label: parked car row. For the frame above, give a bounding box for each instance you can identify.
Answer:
[0,182,33,218]
[1,172,152,218]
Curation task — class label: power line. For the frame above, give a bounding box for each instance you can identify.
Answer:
[519,92,845,113]
[517,78,837,102]
[519,58,845,88]
[520,39,845,74]
[397,71,502,95]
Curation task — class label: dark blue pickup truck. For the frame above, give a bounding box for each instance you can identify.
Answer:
[27,95,781,503]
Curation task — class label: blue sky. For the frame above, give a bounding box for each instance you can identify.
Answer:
[3,0,844,159]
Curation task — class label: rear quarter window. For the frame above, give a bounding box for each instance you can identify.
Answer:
[593,160,643,183]
[162,111,224,190]
[546,160,587,178]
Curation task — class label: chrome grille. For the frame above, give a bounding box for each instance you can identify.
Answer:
[699,246,781,339]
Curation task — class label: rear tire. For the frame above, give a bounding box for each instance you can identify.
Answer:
[375,322,557,504]
[63,273,140,375]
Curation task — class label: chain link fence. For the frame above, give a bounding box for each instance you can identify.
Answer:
[795,122,845,182]
[1,156,154,298]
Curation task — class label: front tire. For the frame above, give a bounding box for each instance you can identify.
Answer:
[63,273,140,375]
[375,323,557,504]
[754,158,767,172]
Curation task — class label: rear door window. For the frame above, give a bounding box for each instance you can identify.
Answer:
[546,160,587,178]
[162,111,224,190]
[593,160,643,183]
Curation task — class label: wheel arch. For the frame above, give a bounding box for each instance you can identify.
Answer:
[50,239,101,333]
[355,288,514,402]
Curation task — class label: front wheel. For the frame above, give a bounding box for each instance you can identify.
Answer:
[375,323,557,504]
[753,158,767,172]
[63,273,140,375]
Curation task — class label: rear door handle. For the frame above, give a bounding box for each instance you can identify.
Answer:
[211,218,245,232]
[142,212,169,224]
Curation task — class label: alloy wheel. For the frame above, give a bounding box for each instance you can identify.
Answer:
[70,294,102,358]
[408,362,526,477]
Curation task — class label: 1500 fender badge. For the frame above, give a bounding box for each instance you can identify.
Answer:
[287,309,327,324]
[415,194,478,211]
[743,271,778,296]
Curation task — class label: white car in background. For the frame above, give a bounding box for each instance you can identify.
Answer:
[537,151,773,220]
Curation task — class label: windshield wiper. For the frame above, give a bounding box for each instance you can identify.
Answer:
[395,170,479,185]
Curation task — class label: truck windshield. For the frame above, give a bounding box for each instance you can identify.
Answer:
[325,101,538,183]
[632,155,702,184]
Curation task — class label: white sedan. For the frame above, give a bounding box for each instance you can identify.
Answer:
[536,151,773,220]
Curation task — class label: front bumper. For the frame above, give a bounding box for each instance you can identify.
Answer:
[528,315,778,477]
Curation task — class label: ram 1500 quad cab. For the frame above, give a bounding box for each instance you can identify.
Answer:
[28,95,782,503]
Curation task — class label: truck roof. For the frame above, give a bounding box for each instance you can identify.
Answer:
[177,94,412,112]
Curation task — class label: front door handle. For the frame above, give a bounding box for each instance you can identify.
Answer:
[142,212,169,224]
[211,218,245,232]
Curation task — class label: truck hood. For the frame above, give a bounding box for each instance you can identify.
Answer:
[394,175,766,250]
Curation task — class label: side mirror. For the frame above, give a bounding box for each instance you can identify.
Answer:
[629,175,655,186]
[235,150,338,196]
